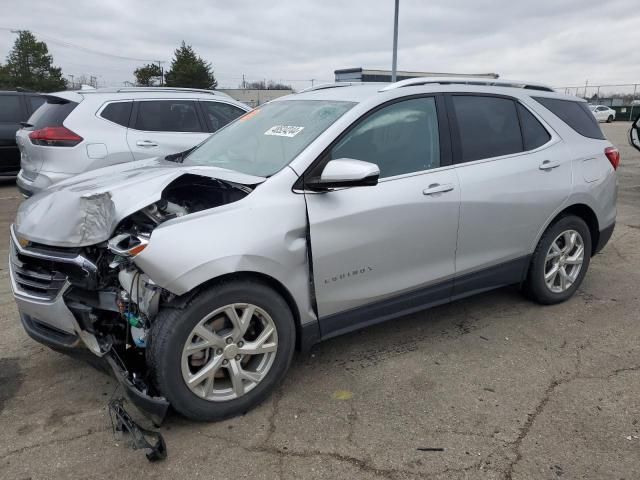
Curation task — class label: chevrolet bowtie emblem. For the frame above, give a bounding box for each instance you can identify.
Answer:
[17,236,30,248]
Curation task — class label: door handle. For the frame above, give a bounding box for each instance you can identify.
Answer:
[136,140,158,147]
[423,183,454,195]
[539,160,560,170]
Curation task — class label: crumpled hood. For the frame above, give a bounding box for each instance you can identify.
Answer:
[15,158,266,247]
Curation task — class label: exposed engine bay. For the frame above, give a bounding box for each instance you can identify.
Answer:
[13,174,253,423]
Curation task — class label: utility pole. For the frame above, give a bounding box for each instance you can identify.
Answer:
[68,74,74,89]
[630,83,637,122]
[156,61,164,86]
[242,74,246,89]
[391,0,399,82]
[310,78,315,87]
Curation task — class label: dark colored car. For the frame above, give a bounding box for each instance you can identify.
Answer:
[0,90,45,177]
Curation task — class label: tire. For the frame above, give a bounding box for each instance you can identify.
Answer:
[524,215,591,305]
[607,115,614,123]
[147,279,296,421]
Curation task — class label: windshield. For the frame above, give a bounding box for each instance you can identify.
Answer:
[183,99,356,176]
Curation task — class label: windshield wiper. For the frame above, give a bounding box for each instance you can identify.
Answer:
[164,147,195,164]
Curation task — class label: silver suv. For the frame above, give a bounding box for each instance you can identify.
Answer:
[10,78,618,422]
[15,87,250,197]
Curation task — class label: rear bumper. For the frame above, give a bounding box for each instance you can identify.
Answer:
[595,222,615,254]
[16,169,73,197]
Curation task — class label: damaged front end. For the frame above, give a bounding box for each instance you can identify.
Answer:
[11,166,260,423]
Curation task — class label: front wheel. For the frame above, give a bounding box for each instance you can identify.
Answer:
[148,280,296,421]
[524,216,591,305]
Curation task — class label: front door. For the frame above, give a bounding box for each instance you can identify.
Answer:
[304,96,460,334]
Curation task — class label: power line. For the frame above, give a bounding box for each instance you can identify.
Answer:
[0,27,163,63]
[1,28,333,86]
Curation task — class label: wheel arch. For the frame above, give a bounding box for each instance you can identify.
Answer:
[536,203,600,257]
[167,270,316,352]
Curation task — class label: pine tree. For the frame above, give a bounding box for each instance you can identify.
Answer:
[164,42,217,89]
[134,63,163,86]
[0,31,66,92]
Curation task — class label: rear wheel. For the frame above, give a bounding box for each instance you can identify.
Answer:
[607,115,614,123]
[524,216,591,305]
[148,280,295,421]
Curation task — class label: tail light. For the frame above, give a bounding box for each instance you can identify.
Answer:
[28,126,83,147]
[604,147,620,170]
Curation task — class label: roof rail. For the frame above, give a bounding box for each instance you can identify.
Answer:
[298,82,360,93]
[78,87,229,97]
[379,77,555,93]
[298,82,386,94]
[115,87,223,95]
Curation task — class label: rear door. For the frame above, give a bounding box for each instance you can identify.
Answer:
[199,101,247,132]
[448,94,571,296]
[304,96,460,332]
[126,99,210,160]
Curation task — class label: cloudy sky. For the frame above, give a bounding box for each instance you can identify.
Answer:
[1,0,638,92]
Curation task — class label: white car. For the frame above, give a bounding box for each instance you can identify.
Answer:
[589,104,616,123]
[16,87,251,196]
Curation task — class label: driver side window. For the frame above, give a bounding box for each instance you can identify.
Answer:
[330,97,440,178]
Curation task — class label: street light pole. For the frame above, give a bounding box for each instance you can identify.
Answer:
[391,0,399,83]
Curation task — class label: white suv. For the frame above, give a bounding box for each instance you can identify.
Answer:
[15,87,250,196]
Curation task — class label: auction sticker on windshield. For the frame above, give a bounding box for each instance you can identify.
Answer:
[264,125,305,137]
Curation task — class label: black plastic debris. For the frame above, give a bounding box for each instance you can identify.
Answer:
[108,398,167,462]
[417,447,445,452]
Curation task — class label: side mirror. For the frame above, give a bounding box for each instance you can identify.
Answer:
[630,115,640,152]
[306,159,380,190]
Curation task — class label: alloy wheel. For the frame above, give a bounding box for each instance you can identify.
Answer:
[181,303,278,402]
[544,229,585,293]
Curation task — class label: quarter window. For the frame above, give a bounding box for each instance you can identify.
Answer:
[133,100,203,132]
[517,103,551,150]
[451,95,522,163]
[532,97,605,140]
[201,102,246,131]
[101,101,133,127]
[329,97,440,178]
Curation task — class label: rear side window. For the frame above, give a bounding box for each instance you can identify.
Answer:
[517,104,551,150]
[0,95,23,122]
[101,101,133,127]
[28,99,78,128]
[201,101,246,132]
[451,95,522,162]
[532,97,605,140]
[133,100,203,132]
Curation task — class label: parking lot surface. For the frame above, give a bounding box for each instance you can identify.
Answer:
[1,122,639,479]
